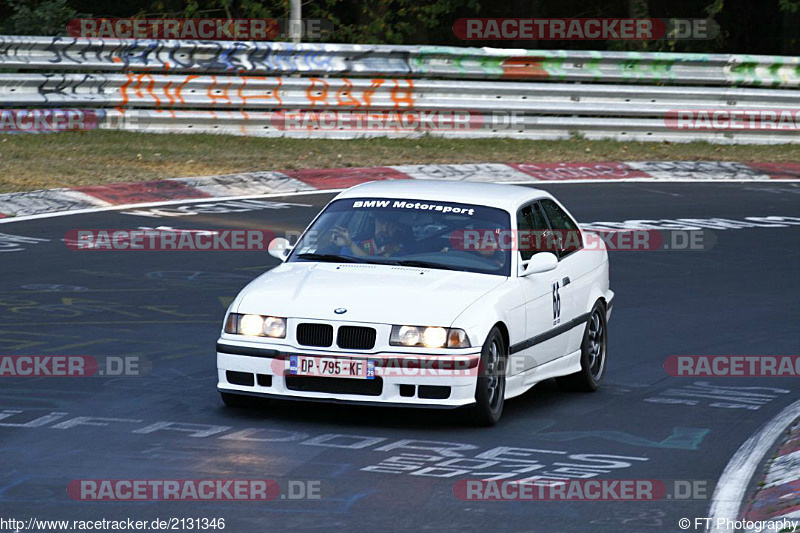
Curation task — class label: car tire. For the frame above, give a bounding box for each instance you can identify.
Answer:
[468,326,507,426]
[220,391,257,408]
[557,301,607,392]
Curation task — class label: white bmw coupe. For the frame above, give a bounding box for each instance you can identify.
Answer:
[217,180,613,425]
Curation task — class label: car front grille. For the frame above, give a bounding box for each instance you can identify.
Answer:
[296,323,334,347]
[337,326,377,350]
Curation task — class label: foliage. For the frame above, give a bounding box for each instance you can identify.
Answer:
[3,0,77,35]
[1,0,797,54]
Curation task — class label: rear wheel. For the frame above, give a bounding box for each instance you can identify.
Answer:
[557,301,607,392]
[467,327,507,426]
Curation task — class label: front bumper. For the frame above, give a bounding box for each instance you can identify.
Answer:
[217,340,482,408]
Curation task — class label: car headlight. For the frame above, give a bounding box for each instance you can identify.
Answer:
[225,313,286,338]
[390,325,470,348]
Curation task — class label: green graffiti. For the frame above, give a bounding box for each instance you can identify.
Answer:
[413,46,798,87]
[415,46,505,77]
[528,426,710,450]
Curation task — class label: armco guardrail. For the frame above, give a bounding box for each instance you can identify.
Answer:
[1,35,799,142]
[2,36,800,85]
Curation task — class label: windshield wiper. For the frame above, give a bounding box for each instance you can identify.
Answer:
[385,259,466,272]
[297,254,464,271]
[295,253,366,264]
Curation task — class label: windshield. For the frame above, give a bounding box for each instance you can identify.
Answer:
[287,197,512,276]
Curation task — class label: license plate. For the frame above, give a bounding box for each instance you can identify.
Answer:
[288,356,375,380]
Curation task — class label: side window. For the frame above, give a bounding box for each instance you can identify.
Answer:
[517,203,549,261]
[541,199,583,257]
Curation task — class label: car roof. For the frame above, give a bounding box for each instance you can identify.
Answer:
[334,179,550,212]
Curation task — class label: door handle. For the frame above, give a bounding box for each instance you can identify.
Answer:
[562,277,571,286]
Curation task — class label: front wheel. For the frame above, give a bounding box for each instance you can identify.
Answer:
[467,327,507,426]
[557,301,607,392]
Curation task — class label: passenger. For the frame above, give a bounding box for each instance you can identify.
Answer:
[331,214,405,257]
[442,225,505,268]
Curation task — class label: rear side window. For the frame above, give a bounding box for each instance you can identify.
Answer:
[541,199,583,257]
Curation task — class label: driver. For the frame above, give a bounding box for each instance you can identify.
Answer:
[331,213,404,257]
[475,241,505,267]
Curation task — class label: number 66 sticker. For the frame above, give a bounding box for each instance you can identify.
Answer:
[552,280,561,325]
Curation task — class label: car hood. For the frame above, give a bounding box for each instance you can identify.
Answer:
[235,262,507,326]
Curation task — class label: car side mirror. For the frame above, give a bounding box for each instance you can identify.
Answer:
[268,237,292,261]
[519,252,558,276]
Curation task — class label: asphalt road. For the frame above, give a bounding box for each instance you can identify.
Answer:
[1,182,798,532]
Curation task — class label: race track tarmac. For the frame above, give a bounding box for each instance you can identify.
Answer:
[1,182,798,532]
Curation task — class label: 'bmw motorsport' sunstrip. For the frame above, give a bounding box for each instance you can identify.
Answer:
[216,180,613,425]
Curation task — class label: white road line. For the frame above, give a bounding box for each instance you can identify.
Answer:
[1,178,799,224]
[0,189,345,225]
[706,398,800,533]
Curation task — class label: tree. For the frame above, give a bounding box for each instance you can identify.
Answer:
[3,0,77,35]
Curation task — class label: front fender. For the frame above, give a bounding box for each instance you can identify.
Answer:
[450,278,523,354]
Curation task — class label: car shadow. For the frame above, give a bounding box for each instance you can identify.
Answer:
[216,379,578,430]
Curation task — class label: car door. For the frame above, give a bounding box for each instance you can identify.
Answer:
[516,201,569,371]
[539,198,589,356]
